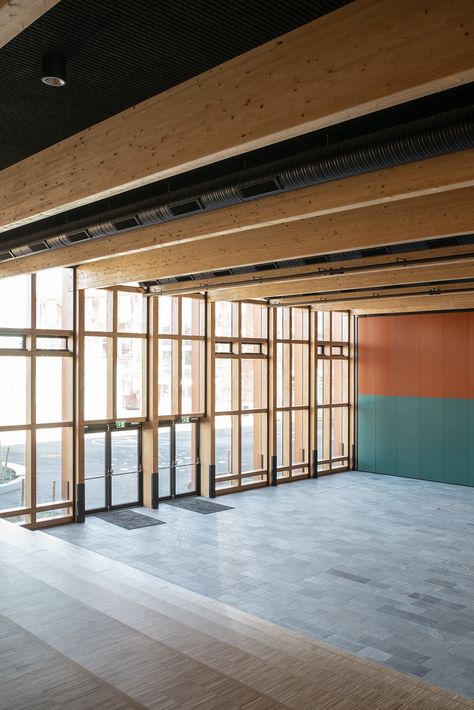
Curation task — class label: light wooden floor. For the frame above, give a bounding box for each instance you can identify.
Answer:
[0,519,473,710]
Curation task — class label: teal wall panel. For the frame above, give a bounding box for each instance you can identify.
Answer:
[358,395,474,488]
[396,397,420,479]
[444,398,469,486]
[357,394,376,472]
[374,395,397,475]
[419,398,444,483]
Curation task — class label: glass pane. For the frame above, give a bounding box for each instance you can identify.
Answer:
[0,335,24,349]
[241,303,267,338]
[84,432,106,511]
[182,297,205,336]
[292,343,309,406]
[241,358,267,410]
[0,430,28,511]
[276,343,289,407]
[36,427,73,504]
[175,423,197,495]
[241,413,266,473]
[111,429,138,472]
[36,337,68,350]
[215,358,237,412]
[158,426,172,498]
[215,302,236,337]
[276,411,289,468]
[36,268,73,330]
[241,343,261,354]
[292,410,308,465]
[276,307,290,340]
[111,430,139,506]
[117,291,147,333]
[84,289,111,331]
[181,340,204,414]
[291,308,309,340]
[116,338,145,418]
[317,408,331,461]
[215,416,233,476]
[332,312,348,342]
[158,296,178,334]
[216,478,238,491]
[332,359,348,404]
[317,359,331,405]
[216,342,232,353]
[0,357,28,426]
[0,274,30,328]
[332,407,349,459]
[317,311,330,341]
[84,337,110,420]
[158,339,174,415]
[36,357,73,424]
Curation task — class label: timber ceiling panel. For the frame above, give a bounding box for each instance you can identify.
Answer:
[0,0,353,170]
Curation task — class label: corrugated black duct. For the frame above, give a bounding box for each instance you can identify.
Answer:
[1,105,473,261]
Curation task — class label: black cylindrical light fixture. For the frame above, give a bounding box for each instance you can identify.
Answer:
[41,53,66,87]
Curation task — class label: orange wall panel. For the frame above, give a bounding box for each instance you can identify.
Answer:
[419,313,444,398]
[443,311,469,399]
[374,315,398,396]
[396,314,420,397]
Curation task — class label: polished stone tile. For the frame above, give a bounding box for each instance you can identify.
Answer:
[48,471,474,697]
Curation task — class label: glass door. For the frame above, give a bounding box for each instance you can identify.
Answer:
[158,420,200,500]
[84,425,142,513]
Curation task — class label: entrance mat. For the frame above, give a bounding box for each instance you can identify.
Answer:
[165,498,233,514]
[93,510,165,529]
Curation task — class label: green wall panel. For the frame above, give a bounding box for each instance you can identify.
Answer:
[358,395,474,488]
[444,398,470,486]
[374,395,397,475]
[357,394,376,472]
[419,398,444,483]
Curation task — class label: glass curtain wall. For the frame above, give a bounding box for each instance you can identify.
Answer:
[0,269,74,525]
[83,287,147,423]
[214,301,268,491]
[274,307,311,480]
[316,311,350,473]
[156,295,205,418]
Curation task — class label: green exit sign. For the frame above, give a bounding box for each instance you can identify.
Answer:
[116,421,126,429]
[181,416,191,424]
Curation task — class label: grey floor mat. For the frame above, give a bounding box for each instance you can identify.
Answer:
[165,497,233,514]
[93,510,165,529]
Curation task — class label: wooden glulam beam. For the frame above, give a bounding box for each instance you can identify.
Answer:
[76,186,474,289]
[1,0,474,232]
[155,243,474,295]
[271,279,474,306]
[212,259,474,302]
[1,148,473,279]
[0,0,59,49]
[351,296,474,314]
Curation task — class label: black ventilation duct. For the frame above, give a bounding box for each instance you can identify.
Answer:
[3,105,474,260]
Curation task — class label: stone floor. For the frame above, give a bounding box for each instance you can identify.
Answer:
[48,471,474,698]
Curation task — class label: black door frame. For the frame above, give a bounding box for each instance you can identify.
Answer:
[158,418,201,500]
[84,423,143,514]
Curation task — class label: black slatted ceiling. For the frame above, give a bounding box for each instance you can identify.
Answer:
[0,0,353,170]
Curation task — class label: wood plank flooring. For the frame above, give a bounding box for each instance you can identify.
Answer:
[0,518,473,710]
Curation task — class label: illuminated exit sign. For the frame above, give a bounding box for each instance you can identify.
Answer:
[116,421,126,429]
[181,416,191,424]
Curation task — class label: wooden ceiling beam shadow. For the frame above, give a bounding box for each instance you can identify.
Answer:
[76,186,474,289]
[1,148,473,280]
[1,0,473,232]
[0,1,60,49]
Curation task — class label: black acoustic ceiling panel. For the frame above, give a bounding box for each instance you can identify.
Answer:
[0,0,353,170]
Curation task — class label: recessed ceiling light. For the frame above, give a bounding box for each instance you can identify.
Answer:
[41,53,66,87]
